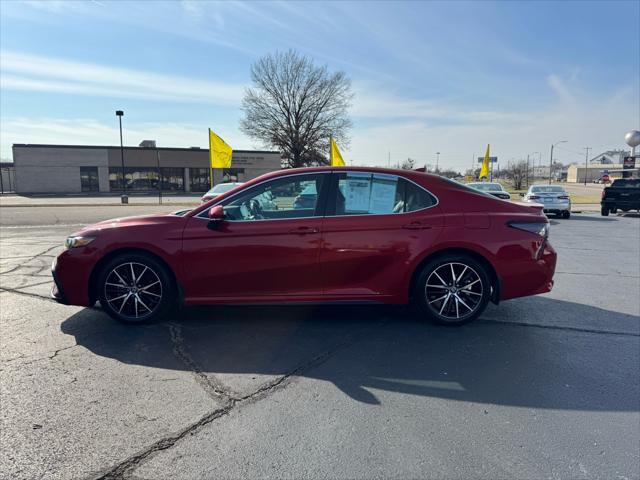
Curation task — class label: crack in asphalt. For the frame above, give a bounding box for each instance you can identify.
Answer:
[167,323,239,401]
[479,319,640,337]
[2,343,79,367]
[91,317,389,480]
[554,271,640,278]
[0,286,56,303]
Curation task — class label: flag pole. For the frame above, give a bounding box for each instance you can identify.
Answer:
[208,129,214,190]
[329,135,333,166]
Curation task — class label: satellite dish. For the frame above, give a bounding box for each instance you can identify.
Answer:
[624,130,640,148]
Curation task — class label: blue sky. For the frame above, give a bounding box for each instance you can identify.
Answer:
[1,0,638,170]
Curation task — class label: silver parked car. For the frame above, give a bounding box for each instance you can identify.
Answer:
[523,185,571,219]
[201,182,244,203]
[467,182,511,200]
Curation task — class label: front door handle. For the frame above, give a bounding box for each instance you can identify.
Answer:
[402,222,431,230]
[288,227,319,235]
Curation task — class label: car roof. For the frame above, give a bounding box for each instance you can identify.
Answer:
[249,166,441,184]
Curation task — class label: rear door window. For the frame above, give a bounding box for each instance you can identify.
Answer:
[329,172,436,216]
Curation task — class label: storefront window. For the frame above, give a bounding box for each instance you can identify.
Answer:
[108,167,185,192]
[109,167,158,191]
[161,168,184,192]
[189,168,210,192]
[80,167,99,193]
[222,168,245,183]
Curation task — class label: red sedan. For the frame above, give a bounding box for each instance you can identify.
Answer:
[52,167,556,325]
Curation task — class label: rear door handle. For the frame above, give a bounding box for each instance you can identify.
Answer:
[402,222,431,230]
[288,227,319,235]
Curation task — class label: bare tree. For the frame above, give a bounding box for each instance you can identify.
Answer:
[505,160,528,190]
[400,158,416,170]
[240,50,353,168]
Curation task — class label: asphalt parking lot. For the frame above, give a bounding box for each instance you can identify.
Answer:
[1,205,639,480]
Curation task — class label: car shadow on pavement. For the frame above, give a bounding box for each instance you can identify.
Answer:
[60,297,639,410]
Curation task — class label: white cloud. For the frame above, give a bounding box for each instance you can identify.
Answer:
[0,118,252,160]
[348,85,636,170]
[0,51,244,105]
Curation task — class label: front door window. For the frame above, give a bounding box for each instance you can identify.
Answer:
[222,173,327,221]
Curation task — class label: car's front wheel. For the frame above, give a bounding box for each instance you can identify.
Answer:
[97,252,175,323]
[413,254,491,326]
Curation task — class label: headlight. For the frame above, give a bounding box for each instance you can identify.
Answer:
[508,222,549,238]
[64,236,96,249]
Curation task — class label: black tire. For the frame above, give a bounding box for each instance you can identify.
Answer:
[97,252,175,324]
[413,254,491,326]
[611,208,618,214]
[601,207,609,216]
[563,211,571,219]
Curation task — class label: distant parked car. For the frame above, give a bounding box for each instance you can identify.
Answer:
[467,182,511,200]
[201,182,244,203]
[523,185,571,219]
[601,178,640,216]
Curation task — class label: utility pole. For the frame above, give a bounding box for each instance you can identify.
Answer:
[436,152,440,173]
[526,154,530,188]
[549,140,567,184]
[583,147,591,185]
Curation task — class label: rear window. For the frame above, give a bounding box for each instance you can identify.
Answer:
[612,179,640,188]
[531,186,564,193]
[469,183,502,192]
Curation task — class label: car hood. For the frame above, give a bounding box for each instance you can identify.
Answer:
[72,213,186,236]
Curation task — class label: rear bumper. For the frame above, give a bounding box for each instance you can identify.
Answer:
[602,200,639,210]
[499,241,557,301]
[541,201,571,213]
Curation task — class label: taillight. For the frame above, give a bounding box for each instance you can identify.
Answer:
[601,190,605,199]
[508,221,549,238]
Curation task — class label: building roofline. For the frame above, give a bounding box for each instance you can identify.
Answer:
[12,143,280,154]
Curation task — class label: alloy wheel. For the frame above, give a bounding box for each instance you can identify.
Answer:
[424,262,483,320]
[103,262,163,320]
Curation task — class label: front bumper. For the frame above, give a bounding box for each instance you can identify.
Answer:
[50,259,69,304]
[50,248,96,307]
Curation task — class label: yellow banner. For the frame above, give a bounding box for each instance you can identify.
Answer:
[479,144,490,178]
[209,129,233,169]
[330,138,345,166]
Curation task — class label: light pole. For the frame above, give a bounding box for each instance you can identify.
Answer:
[115,110,126,201]
[583,147,591,185]
[436,152,440,173]
[549,140,567,184]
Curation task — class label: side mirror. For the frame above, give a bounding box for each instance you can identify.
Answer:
[207,205,225,229]
[519,192,525,197]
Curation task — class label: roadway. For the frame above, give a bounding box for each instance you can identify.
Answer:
[1,204,638,479]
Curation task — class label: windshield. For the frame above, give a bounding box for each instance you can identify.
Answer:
[531,186,564,193]
[469,183,502,192]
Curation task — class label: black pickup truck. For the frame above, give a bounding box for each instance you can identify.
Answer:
[601,178,640,216]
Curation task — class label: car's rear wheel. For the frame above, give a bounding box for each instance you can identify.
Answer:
[563,211,571,219]
[97,253,175,323]
[601,206,609,216]
[413,254,491,326]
